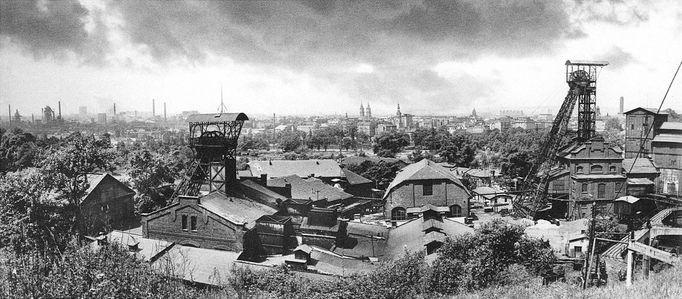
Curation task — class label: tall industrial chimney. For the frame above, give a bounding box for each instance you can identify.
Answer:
[619,96,624,114]
[8,104,11,126]
[164,102,167,122]
[152,99,156,117]
[113,103,116,116]
[58,101,62,119]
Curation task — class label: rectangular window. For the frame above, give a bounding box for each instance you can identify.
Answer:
[423,183,433,196]
[575,246,582,254]
[582,183,588,193]
[182,215,188,231]
[190,216,197,231]
[598,184,606,199]
[672,160,677,167]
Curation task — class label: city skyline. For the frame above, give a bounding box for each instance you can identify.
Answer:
[1,0,681,117]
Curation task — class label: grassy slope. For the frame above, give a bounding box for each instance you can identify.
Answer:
[458,263,681,299]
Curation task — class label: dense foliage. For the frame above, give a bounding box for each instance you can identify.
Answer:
[0,244,202,298]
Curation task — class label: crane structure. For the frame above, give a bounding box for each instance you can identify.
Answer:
[171,112,249,199]
[515,60,608,218]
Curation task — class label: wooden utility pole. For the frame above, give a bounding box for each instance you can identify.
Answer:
[582,202,597,289]
[626,231,634,287]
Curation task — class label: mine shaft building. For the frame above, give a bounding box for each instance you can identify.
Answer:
[553,136,626,219]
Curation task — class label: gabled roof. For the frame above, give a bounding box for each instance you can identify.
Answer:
[199,191,277,229]
[384,159,467,199]
[622,158,658,174]
[268,175,352,202]
[82,173,135,205]
[341,168,372,185]
[623,107,668,115]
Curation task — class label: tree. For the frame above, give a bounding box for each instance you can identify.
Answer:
[427,219,555,294]
[128,150,182,213]
[40,133,115,239]
[0,128,39,172]
[346,160,403,189]
[373,132,409,157]
[0,168,76,255]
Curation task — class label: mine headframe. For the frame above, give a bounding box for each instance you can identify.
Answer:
[515,60,608,219]
[565,60,608,142]
[172,112,248,198]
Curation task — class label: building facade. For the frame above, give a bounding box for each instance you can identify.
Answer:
[81,173,136,233]
[555,136,626,219]
[623,107,668,158]
[383,159,471,220]
[652,122,682,196]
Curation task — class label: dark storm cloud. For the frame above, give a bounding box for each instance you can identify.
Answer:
[0,0,107,62]
[111,0,576,66]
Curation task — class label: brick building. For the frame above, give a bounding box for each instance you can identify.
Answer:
[652,122,682,196]
[554,136,626,219]
[623,107,668,158]
[81,173,135,233]
[141,192,277,252]
[383,159,471,220]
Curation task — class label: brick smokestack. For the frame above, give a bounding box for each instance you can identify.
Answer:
[164,102,167,121]
[58,101,62,119]
[152,99,155,117]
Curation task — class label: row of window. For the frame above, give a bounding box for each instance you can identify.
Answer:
[181,215,198,231]
[575,165,618,174]
[390,205,463,220]
[579,183,623,199]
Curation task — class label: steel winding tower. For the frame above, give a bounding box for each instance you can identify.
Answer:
[172,113,249,198]
[566,60,608,141]
[516,60,607,218]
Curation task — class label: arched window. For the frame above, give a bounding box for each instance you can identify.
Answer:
[590,165,603,174]
[576,166,584,174]
[609,166,617,173]
[450,204,463,217]
[391,207,406,221]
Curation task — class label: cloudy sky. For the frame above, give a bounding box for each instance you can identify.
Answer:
[1,0,681,118]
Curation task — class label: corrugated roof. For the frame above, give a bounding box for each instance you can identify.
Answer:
[660,122,682,131]
[268,175,352,202]
[384,159,467,199]
[622,158,658,174]
[199,191,277,229]
[602,229,649,260]
[186,113,248,123]
[652,134,682,144]
[249,159,344,178]
[341,168,372,185]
